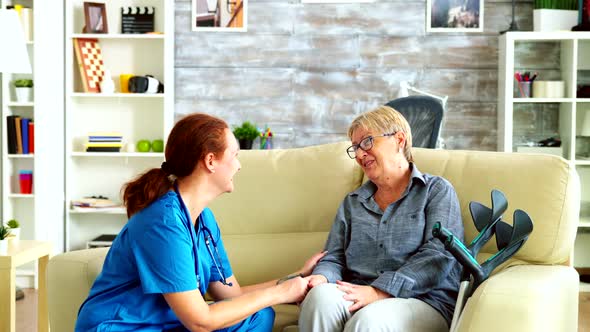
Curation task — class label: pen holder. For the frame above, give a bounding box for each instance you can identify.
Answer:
[514,81,532,98]
[19,170,33,194]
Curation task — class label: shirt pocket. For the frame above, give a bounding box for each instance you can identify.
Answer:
[387,210,426,254]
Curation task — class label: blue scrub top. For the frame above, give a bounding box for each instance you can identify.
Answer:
[75,191,233,332]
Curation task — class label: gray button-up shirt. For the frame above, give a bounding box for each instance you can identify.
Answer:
[312,163,464,325]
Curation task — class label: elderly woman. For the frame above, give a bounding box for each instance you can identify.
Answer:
[299,106,464,332]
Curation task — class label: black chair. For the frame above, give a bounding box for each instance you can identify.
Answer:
[385,96,444,149]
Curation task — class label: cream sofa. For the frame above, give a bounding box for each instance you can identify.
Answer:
[48,142,580,332]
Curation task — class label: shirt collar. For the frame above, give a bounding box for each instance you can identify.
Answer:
[352,162,426,200]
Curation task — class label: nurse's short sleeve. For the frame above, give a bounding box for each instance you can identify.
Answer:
[131,214,197,294]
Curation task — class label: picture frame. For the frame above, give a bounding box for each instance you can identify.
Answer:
[83,2,108,34]
[426,0,483,33]
[192,0,247,32]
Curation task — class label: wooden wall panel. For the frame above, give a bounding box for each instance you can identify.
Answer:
[174,0,554,151]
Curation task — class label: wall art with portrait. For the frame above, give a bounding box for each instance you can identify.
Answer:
[192,0,247,32]
[426,0,483,32]
[83,2,108,33]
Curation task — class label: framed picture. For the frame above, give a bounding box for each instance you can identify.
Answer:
[192,0,247,32]
[83,2,108,34]
[426,0,483,33]
[302,0,374,3]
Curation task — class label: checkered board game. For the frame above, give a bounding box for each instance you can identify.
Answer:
[73,38,105,93]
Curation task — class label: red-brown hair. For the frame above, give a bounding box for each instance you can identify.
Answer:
[122,113,229,217]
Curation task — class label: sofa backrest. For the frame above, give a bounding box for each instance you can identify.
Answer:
[211,142,579,285]
[412,148,579,266]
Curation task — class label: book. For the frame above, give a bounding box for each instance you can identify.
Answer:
[6,115,17,154]
[21,118,30,154]
[28,121,34,153]
[86,147,121,152]
[14,116,22,154]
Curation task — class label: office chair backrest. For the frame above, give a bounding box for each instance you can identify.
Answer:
[385,96,444,149]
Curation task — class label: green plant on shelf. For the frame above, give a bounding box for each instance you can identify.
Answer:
[0,224,11,240]
[7,219,20,229]
[14,79,33,88]
[233,121,260,141]
[534,0,577,9]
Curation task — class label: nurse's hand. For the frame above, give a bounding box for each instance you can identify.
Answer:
[276,276,308,304]
[298,250,328,277]
[306,274,328,289]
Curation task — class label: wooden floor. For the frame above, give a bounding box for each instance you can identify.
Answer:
[14,289,590,331]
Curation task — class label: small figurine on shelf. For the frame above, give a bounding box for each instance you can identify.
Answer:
[260,126,273,150]
[100,69,115,94]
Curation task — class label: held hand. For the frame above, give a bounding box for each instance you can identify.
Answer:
[306,274,328,289]
[277,276,308,304]
[299,250,328,277]
[336,280,391,312]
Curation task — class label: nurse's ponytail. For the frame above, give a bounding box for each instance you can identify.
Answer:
[122,113,229,217]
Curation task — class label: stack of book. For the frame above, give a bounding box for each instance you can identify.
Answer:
[85,132,123,152]
[6,115,34,154]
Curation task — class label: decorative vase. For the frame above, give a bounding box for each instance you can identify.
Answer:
[534,9,578,31]
[239,139,254,150]
[15,87,32,102]
[10,228,20,241]
[0,239,8,254]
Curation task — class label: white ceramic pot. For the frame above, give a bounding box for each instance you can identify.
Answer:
[0,239,8,254]
[15,87,33,102]
[533,9,578,32]
[10,228,20,241]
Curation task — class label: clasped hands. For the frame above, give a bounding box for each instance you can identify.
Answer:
[276,251,390,312]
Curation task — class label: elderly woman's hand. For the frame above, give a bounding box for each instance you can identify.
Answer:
[298,250,328,277]
[336,280,391,312]
[306,274,328,289]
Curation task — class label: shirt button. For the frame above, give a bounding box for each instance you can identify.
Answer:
[383,220,387,224]
[380,270,384,274]
[379,244,383,248]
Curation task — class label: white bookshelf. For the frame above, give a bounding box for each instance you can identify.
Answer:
[498,32,590,274]
[64,0,174,251]
[0,0,65,287]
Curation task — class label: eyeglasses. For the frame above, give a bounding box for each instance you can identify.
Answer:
[346,133,396,159]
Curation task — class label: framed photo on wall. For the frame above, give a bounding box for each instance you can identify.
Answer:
[83,2,108,33]
[192,0,247,32]
[426,0,483,33]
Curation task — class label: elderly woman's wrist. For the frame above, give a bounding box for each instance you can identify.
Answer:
[276,273,304,285]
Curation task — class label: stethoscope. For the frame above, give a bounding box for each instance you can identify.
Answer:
[174,182,233,287]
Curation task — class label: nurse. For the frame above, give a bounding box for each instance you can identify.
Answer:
[76,113,326,332]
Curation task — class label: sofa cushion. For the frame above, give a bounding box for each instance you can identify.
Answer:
[209,142,364,235]
[411,148,579,265]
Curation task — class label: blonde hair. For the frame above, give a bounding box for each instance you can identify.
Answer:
[348,105,413,162]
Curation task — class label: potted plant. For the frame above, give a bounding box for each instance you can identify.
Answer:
[233,121,259,150]
[0,224,11,254]
[7,219,20,240]
[534,0,579,31]
[14,79,33,103]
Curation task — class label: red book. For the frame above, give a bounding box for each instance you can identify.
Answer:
[28,121,34,153]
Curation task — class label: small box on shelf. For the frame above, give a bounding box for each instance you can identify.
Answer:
[516,146,563,157]
[87,234,117,248]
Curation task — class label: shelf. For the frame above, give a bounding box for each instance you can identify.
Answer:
[70,93,164,98]
[7,154,34,159]
[577,99,590,103]
[575,160,590,166]
[69,207,126,215]
[7,102,34,107]
[70,33,164,40]
[512,98,574,103]
[8,194,34,198]
[70,152,164,158]
[26,41,34,45]
[506,31,590,41]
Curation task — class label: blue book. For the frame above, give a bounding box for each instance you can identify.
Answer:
[21,118,30,154]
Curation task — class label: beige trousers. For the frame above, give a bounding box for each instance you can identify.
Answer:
[298,283,448,332]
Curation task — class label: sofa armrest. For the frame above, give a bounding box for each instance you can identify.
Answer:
[48,248,109,332]
[457,265,579,332]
